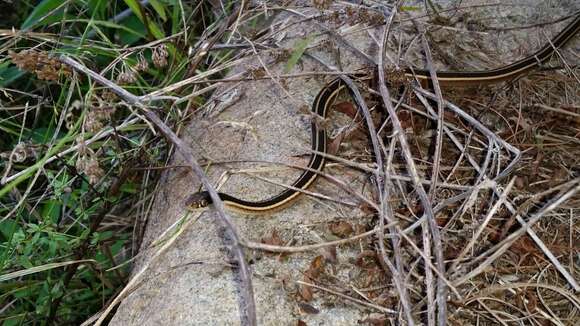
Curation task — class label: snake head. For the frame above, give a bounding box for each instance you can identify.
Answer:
[185,191,212,209]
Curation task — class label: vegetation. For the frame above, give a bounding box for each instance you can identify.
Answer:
[0,1,217,324]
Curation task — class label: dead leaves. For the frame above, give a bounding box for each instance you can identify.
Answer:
[299,255,326,302]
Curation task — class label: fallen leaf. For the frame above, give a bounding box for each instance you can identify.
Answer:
[298,302,319,314]
[329,221,354,238]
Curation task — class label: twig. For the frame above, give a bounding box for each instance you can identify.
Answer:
[283,8,379,67]
[1,117,140,185]
[242,222,397,253]
[184,70,363,83]
[452,179,580,287]
[463,282,580,309]
[187,1,249,76]
[414,87,521,179]
[416,21,447,326]
[296,280,397,314]
[534,103,580,118]
[376,9,447,325]
[449,178,516,273]
[246,174,358,207]
[417,30,444,199]
[197,155,474,191]
[397,226,461,299]
[58,55,257,326]
[304,24,415,326]
[225,158,379,211]
[494,183,580,292]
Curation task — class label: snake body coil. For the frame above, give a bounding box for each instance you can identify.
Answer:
[186,14,580,212]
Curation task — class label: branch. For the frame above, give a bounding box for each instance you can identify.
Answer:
[58,55,257,326]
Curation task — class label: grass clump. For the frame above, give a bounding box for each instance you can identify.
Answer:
[0,1,220,324]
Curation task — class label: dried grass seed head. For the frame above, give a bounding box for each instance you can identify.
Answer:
[74,136,104,185]
[152,44,169,68]
[135,52,149,72]
[116,67,137,84]
[9,50,71,81]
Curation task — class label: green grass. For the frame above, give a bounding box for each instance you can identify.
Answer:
[0,1,220,324]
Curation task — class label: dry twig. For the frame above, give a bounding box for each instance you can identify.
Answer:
[58,55,257,326]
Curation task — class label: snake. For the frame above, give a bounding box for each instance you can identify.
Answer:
[186,14,580,211]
